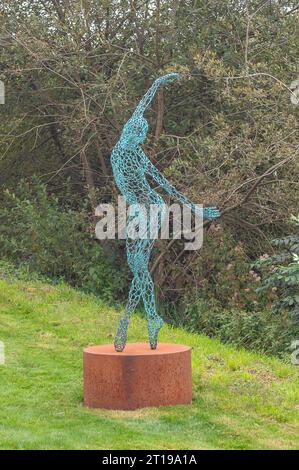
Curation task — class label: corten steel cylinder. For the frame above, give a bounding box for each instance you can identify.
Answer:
[83,342,192,410]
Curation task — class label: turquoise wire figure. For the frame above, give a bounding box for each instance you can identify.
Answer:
[111,73,220,352]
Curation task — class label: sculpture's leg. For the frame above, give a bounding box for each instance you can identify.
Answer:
[114,233,144,352]
[140,269,164,350]
[114,276,142,352]
[140,206,166,349]
[117,206,165,351]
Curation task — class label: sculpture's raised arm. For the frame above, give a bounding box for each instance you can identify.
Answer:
[145,157,220,219]
[132,73,180,119]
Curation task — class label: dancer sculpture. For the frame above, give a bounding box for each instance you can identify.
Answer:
[111,73,220,352]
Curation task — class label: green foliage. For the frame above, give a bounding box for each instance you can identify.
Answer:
[161,223,299,356]
[160,231,298,356]
[182,299,298,358]
[192,228,261,310]
[0,179,127,302]
[255,215,299,321]
[160,226,263,314]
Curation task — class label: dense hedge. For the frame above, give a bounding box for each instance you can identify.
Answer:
[0,180,127,303]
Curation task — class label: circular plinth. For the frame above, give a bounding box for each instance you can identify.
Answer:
[83,342,192,410]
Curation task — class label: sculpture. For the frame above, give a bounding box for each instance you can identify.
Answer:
[111,73,220,352]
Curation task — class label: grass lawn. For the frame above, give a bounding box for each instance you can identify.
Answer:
[0,277,298,450]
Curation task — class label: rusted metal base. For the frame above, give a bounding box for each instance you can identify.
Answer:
[83,342,192,410]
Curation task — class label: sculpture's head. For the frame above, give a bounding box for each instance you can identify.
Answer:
[120,116,149,147]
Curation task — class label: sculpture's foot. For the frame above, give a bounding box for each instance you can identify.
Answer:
[114,315,129,352]
[147,315,164,350]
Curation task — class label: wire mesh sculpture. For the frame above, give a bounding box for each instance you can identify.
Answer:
[111,73,220,352]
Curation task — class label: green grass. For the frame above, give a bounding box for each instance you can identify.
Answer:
[0,277,298,450]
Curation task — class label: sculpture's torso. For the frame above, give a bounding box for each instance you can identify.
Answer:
[111,142,164,207]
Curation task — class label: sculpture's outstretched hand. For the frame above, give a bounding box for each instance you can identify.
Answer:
[203,207,221,219]
[145,156,221,220]
[156,73,180,85]
[134,73,180,118]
